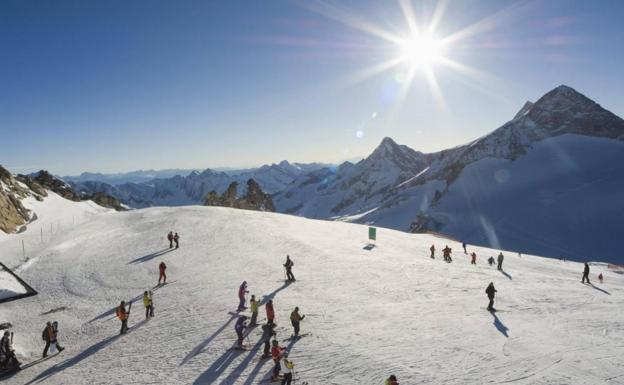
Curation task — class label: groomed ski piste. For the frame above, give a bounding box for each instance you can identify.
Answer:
[1,193,623,384]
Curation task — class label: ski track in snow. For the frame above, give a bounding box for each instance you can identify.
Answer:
[0,204,623,384]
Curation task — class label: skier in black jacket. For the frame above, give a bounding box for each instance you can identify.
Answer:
[582,262,591,284]
[261,323,276,358]
[284,255,295,282]
[486,282,497,311]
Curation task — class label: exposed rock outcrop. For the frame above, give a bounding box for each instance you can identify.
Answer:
[204,179,275,212]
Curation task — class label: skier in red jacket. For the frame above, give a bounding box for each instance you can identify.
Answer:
[271,339,285,381]
[238,281,249,311]
[158,262,167,285]
[266,299,275,326]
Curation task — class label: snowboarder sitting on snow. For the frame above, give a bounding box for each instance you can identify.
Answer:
[266,299,275,326]
[582,262,590,284]
[598,273,603,283]
[235,316,247,348]
[430,244,435,259]
[249,295,259,326]
[284,255,295,282]
[290,307,305,337]
[261,323,276,358]
[116,301,130,335]
[271,339,285,381]
[0,331,21,370]
[442,245,452,262]
[471,252,477,265]
[238,281,249,311]
[497,252,504,271]
[174,232,180,249]
[42,321,64,358]
[488,256,495,266]
[167,231,174,248]
[486,282,497,311]
[385,375,399,385]
[143,291,154,319]
[280,352,295,385]
[158,262,167,285]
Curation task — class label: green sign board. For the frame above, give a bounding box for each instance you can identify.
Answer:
[368,226,376,241]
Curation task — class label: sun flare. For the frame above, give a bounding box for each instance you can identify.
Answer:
[398,33,444,69]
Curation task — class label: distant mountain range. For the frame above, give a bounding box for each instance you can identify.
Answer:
[3,85,623,263]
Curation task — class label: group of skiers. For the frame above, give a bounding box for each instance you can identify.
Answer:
[230,255,305,383]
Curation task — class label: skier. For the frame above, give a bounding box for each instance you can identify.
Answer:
[42,321,64,357]
[290,307,305,338]
[442,245,452,263]
[116,301,130,334]
[280,352,295,385]
[485,282,497,311]
[167,231,174,248]
[0,331,20,370]
[173,232,180,249]
[235,316,247,349]
[271,339,285,381]
[143,291,154,319]
[598,273,604,283]
[385,375,399,385]
[471,252,477,265]
[266,299,275,326]
[158,262,167,285]
[238,281,249,311]
[497,252,504,271]
[429,244,435,259]
[488,256,495,266]
[249,295,259,326]
[582,262,590,284]
[261,323,276,358]
[284,255,295,282]
[462,241,467,254]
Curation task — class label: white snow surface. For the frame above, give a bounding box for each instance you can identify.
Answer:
[0,269,28,300]
[0,204,623,384]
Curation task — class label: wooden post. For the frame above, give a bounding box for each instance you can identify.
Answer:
[22,240,25,260]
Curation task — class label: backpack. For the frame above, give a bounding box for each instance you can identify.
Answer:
[42,327,48,341]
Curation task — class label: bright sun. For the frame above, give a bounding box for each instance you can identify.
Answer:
[398,33,443,69]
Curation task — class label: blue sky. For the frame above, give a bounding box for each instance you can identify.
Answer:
[1,0,623,175]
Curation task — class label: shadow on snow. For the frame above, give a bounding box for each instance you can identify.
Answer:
[26,319,148,384]
[490,310,509,338]
[127,248,175,265]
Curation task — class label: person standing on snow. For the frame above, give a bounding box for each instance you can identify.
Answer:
[485,282,497,311]
[582,262,591,284]
[280,352,295,385]
[266,299,275,326]
[462,241,467,254]
[173,232,180,249]
[167,231,174,248]
[235,316,247,348]
[598,273,603,283]
[1,331,20,369]
[471,252,477,265]
[430,244,435,259]
[42,321,64,357]
[261,323,276,358]
[116,301,130,334]
[158,262,167,285]
[238,281,249,311]
[385,375,399,385]
[497,252,504,271]
[143,291,154,319]
[290,307,305,338]
[271,339,285,381]
[249,295,259,326]
[442,245,452,263]
[284,255,295,282]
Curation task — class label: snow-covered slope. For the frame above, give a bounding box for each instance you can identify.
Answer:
[0,203,623,384]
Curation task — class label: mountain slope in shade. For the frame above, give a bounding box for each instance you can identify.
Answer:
[278,85,624,263]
